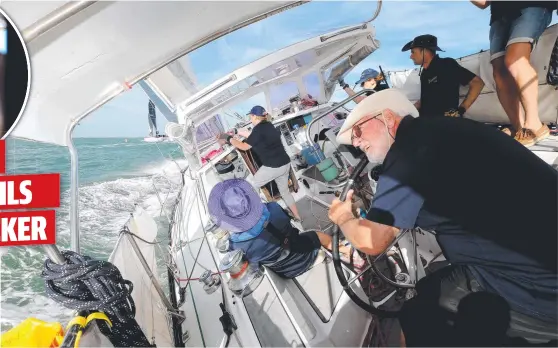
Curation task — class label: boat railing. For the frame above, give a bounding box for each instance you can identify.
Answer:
[364,0,382,23]
[319,0,382,43]
[305,88,373,146]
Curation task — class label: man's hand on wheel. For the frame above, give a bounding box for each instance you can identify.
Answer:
[329,189,356,225]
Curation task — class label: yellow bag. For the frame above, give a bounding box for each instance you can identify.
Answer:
[0,317,64,348]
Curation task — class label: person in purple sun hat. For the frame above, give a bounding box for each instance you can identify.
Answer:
[208,179,364,278]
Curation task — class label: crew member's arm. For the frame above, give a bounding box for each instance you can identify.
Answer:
[339,79,366,104]
[218,133,252,151]
[470,0,490,9]
[453,60,485,115]
[230,137,251,151]
[329,190,399,255]
[237,128,252,138]
[329,167,425,256]
[460,76,484,112]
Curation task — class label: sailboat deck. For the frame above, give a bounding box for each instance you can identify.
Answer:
[297,196,334,233]
[532,134,558,151]
[531,134,558,168]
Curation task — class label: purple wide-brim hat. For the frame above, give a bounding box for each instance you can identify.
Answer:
[208,179,263,233]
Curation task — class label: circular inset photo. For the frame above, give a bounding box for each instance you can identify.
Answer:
[0,8,30,140]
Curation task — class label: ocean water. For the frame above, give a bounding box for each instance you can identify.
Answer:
[0,137,186,332]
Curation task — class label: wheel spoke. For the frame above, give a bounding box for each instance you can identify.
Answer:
[347,264,372,285]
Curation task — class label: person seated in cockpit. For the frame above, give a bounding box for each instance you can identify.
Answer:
[327,88,557,345]
[208,179,364,279]
[338,68,389,104]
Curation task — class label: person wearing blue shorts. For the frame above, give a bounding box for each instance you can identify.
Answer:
[471,1,556,147]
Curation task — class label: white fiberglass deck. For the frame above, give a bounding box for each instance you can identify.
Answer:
[173,161,373,347]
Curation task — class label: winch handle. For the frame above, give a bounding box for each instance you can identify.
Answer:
[331,155,398,317]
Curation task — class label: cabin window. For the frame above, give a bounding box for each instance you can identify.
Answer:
[224,92,266,128]
[303,73,321,101]
[269,81,299,112]
[196,115,225,143]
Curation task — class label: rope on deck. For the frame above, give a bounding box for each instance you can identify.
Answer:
[41,250,155,347]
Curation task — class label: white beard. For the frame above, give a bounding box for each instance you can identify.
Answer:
[366,151,386,165]
[365,143,389,164]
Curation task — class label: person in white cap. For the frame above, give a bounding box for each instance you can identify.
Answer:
[327,88,557,345]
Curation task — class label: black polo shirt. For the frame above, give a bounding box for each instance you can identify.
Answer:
[419,55,476,118]
[245,121,290,168]
[367,116,557,322]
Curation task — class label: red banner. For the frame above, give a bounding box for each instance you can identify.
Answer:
[0,210,56,246]
[0,173,60,209]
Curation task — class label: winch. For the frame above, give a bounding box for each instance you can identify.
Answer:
[199,270,221,294]
[207,220,231,253]
[219,249,264,297]
[215,234,230,254]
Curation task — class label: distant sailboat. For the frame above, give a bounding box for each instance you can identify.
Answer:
[144,100,169,143]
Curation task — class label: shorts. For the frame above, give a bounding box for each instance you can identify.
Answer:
[489,7,553,61]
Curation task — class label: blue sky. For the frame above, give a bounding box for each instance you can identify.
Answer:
[73,1,557,137]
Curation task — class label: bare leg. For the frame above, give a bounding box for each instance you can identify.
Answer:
[252,165,301,220]
[274,165,301,220]
[492,56,523,131]
[289,204,301,221]
[505,42,543,131]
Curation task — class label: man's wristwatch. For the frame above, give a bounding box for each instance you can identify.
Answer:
[226,135,233,144]
[457,106,466,117]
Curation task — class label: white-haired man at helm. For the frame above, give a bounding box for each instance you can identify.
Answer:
[327,89,557,346]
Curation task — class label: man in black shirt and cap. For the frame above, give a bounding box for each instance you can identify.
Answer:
[402,34,485,118]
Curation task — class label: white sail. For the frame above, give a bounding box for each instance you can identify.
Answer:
[148,101,157,136]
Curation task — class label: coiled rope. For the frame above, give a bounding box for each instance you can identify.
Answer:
[41,250,155,347]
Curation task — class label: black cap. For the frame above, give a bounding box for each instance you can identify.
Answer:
[401,34,444,52]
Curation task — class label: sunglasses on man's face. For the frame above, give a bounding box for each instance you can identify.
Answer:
[350,112,383,143]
